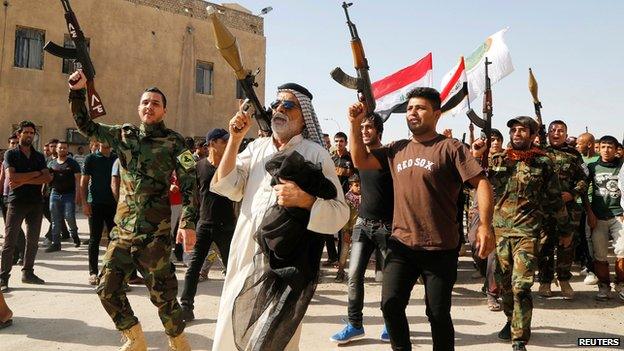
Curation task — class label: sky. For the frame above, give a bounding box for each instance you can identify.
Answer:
[229,0,624,144]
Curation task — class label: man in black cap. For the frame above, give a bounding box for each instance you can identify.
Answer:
[180,128,236,322]
[469,128,505,312]
[210,83,349,350]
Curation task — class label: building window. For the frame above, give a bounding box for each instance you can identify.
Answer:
[14,27,45,69]
[62,35,90,74]
[196,61,213,95]
[236,81,246,99]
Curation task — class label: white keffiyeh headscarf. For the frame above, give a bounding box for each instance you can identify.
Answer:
[278,87,324,146]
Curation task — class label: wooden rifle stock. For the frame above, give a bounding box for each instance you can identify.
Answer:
[331,2,377,118]
[466,58,493,170]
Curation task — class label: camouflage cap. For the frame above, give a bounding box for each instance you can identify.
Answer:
[506,116,538,135]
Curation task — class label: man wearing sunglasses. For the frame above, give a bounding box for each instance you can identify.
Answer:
[210,83,349,350]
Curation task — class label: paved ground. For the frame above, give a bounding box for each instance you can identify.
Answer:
[1,215,623,350]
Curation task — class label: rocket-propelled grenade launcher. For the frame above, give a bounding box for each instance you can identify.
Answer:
[207,6,272,132]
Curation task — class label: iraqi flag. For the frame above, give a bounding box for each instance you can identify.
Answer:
[440,56,469,116]
[372,53,433,121]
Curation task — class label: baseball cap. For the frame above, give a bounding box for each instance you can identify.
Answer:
[506,116,538,134]
[206,128,229,143]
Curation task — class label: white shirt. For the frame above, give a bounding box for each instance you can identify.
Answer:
[210,134,349,350]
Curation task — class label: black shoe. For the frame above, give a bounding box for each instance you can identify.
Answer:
[81,239,90,245]
[498,321,511,340]
[0,277,9,292]
[513,341,527,351]
[180,306,195,322]
[73,236,81,248]
[21,271,45,285]
[334,270,346,283]
[44,243,61,253]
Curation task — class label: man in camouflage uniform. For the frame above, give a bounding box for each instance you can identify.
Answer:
[68,70,196,351]
[537,120,588,299]
[472,116,573,351]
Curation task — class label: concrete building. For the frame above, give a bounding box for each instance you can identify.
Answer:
[0,0,265,150]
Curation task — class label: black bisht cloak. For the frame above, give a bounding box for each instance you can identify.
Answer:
[232,150,337,351]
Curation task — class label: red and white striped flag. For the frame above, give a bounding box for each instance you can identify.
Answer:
[440,56,469,116]
[372,53,433,120]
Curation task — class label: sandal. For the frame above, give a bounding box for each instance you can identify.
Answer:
[487,295,501,312]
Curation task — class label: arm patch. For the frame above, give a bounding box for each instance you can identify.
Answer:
[177,150,196,171]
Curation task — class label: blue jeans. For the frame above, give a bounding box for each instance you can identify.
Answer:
[347,217,390,328]
[49,191,78,245]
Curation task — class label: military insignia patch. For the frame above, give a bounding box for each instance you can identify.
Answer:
[177,150,196,170]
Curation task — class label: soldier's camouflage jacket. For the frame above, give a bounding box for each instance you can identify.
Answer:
[488,149,573,239]
[70,89,197,234]
[544,144,588,207]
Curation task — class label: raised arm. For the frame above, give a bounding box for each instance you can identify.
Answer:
[347,102,381,170]
[68,70,121,147]
[215,106,253,183]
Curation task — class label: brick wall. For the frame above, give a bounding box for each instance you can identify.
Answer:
[122,0,264,35]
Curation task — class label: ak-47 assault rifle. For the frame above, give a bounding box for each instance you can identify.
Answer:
[44,0,105,119]
[467,58,493,169]
[206,7,271,132]
[331,2,377,118]
[528,68,547,145]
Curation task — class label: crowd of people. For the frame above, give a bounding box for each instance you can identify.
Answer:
[0,68,622,351]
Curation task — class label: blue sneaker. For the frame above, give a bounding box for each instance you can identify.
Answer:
[329,321,365,344]
[380,325,390,342]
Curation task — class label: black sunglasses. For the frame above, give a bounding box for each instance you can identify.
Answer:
[270,99,300,110]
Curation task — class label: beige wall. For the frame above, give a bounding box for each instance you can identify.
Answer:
[0,0,265,150]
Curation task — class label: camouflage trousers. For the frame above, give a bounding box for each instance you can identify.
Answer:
[537,233,575,282]
[96,226,184,336]
[496,236,537,342]
[537,206,580,283]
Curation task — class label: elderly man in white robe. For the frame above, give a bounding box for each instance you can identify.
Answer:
[210,83,349,350]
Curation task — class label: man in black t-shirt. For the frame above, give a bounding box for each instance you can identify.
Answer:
[45,141,81,252]
[331,132,355,194]
[331,113,394,344]
[180,128,236,322]
[81,142,117,284]
[324,132,355,266]
[0,121,52,292]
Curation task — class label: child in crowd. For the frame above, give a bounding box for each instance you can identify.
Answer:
[336,174,361,282]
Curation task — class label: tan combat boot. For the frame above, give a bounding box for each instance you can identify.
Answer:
[119,323,147,351]
[168,331,191,351]
[538,282,552,297]
[559,280,574,300]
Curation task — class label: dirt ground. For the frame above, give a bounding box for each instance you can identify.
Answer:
[0,215,622,350]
